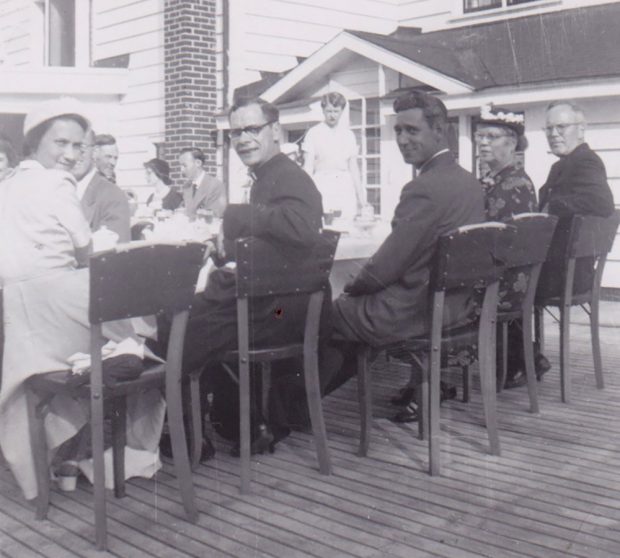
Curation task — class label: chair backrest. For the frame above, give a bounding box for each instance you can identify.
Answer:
[496,214,558,314]
[234,229,340,298]
[430,222,516,292]
[504,213,558,267]
[568,211,620,259]
[89,242,206,324]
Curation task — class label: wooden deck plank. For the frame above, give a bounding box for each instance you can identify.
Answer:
[1,308,620,557]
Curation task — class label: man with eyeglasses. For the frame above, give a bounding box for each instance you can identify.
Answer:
[154,97,324,458]
[539,100,613,217]
[71,128,130,242]
[535,100,614,377]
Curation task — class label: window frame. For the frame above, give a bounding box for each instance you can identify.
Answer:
[349,97,382,214]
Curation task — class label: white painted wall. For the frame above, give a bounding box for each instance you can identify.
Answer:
[91,0,166,200]
[396,0,617,32]
[227,0,400,100]
[0,0,42,66]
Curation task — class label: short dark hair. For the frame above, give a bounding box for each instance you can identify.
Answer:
[23,114,89,157]
[393,91,448,130]
[228,97,279,123]
[0,136,17,167]
[320,92,347,109]
[179,147,205,164]
[94,133,117,147]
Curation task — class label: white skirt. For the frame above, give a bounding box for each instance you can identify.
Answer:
[314,170,358,219]
[0,268,164,500]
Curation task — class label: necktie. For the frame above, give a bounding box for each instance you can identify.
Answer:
[192,182,198,198]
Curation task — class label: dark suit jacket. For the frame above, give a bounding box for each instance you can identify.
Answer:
[334,151,485,346]
[182,172,226,218]
[176,153,324,372]
[81,172,130,242]
[538,143,614,218]
[537,143,614,298]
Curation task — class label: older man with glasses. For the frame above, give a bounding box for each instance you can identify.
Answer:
[539,100,613,217]
[535,100,615,379]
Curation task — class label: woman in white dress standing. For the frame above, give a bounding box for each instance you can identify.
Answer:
[303,92,367,219]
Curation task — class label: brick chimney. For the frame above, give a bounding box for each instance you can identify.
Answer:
[164,0,218,184]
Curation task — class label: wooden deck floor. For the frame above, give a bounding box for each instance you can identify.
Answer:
[2,306,620,557]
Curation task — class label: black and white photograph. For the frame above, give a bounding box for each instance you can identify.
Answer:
[0,0,619,555]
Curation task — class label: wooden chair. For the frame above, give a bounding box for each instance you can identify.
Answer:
[25,241,205,550]
[190,230,339,494]
[535,210,620,403]
[357,223,516,476]
[463,214,558,413]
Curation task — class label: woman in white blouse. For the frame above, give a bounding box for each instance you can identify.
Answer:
[303,92,367,219]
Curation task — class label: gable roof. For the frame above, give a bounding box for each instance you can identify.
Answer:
[241,3,620,104]
[350,2,620,90]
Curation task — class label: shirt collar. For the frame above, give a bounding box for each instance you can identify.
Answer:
[193,170,205,186]
[418,148,450,174]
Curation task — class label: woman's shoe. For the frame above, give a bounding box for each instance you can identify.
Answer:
[390,403,418,423]
[504,370,528,389]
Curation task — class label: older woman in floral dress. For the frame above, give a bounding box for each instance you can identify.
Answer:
[475,105,539,389]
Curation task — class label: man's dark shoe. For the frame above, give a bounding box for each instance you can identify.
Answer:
[504,370,528,389]
[535,353,551,380]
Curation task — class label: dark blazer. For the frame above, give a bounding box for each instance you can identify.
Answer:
[334,151,485,346]
[81,172,131,242]
[537,143,614,298]
[175,153,324,372]
[538,143,614,218]
[182,172,226,218]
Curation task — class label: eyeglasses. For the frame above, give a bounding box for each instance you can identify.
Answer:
[229,121,275,139]
[474,132,509,142]
[543,122,581,135]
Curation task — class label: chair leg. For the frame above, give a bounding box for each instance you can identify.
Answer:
[461,366,470,403]
[559,305,571,403]
[188,374,203,470]
[260,363,271,422]
[522,314,539,414]
[356,346,371,457]
[25,386,51,520]
[498,322,508,393]
[478,321,500,457]
[428,346,441,476]
[111,397,127,499]
[416,360,429,442]
[167,372,199,522]
[534,306,545,355]
[590,301,604,389]
[304,351,332,474]
[239,359,251,494]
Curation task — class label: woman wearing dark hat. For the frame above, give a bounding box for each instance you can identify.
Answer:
[144,157,183,211]
[475,105,540,389]
[475,104,537,221]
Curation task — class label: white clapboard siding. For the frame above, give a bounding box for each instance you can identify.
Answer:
[91,0,165,193]
[0,0,35,65]
[237,0,398,75]
[328,57,380,99]
[396,0,616,32]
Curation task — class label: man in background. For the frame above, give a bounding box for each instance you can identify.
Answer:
[72,129,130,242]
[93,133,119,184]
[178,147,226,218]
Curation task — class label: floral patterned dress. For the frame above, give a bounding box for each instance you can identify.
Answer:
[481,164,537,223]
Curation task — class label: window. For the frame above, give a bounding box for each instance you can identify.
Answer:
[463,0,539,13]
[38,0,76,66]
[350,98,381,214]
